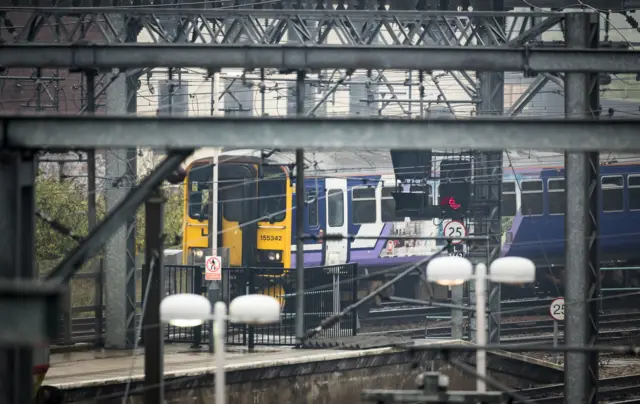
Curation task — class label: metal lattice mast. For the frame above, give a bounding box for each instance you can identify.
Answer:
[481,0,505,346]
[563,12,600,404]
[466,0,504,344]
[104,14,140,349]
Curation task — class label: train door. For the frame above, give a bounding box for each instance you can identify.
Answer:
[219,164,258,267]
[325,178,349,265]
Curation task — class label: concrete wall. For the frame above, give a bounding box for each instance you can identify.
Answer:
[60,349,562,404]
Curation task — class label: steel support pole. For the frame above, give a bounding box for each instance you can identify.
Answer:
[143,189,165,404]
[85,71,97,232]
[563,12,600,404]
[472,0,504,345]
[207,149,220,354]
[84,70,102,347]
[0,152,36,404]
[295,71,306,344]
[104,15,138,349]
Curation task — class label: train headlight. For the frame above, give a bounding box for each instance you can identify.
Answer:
[194,250,204,258]
[258,250,283,264]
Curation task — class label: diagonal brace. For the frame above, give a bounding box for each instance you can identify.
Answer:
[46,149,193,284]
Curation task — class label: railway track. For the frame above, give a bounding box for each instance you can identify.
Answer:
[360,311,640,343]
[59,299,640,345]
[362,297,555,326]
[519,375,640,404]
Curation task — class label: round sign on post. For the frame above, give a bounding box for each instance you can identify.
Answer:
[205,255,222,281]
[443,220,467,245]
[549,297,565,321]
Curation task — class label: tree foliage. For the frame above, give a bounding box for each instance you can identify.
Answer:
[36,174,184,268]
[35,174,106,263]
[134,188,184,253]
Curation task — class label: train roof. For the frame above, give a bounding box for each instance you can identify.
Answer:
[204,149,640,178]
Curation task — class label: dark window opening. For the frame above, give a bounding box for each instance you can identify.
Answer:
[306,189,319,227]
[548,178,565,215]
[521,180,543,215]
[381,187,404,222]
[220,180,244,222]
[629,176,640,210]
[352,187,376,224]
[328,189,344,227]
[602,176,624,212]
[503,182,516,193]
[187,163,212,220]
[259,166,287,222]
[502,181,516,216]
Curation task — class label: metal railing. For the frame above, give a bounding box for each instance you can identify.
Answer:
[50,263,359,348]
[177,263,359,347]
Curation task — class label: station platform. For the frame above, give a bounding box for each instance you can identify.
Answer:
[47,339,564,404]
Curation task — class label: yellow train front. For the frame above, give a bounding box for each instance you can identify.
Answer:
[181,153,292,305]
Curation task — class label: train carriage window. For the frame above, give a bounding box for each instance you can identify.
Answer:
[352,187,376,224]
[327,189,344,227]
[602,175,624,212]
[548,178,565,215]
[502,182,517,216]
[629,175,640,211]
[381,187,405,222]
[305,189,319,227]
[520,180,543,215]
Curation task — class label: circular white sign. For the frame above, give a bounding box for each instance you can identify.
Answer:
[443,220,467,245]
[549,297,565,321]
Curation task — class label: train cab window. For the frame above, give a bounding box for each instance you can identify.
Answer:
[352,187,376,224]
[520,180,543,215]
[602,176,624,212]
[220,180,244,222]
[305,189,319,227]
[381,187,404,222]
[628,175,640,210]
[548,178,565,215]
[259,166,287,222]
[502,182,517,216]
[327,189,344,227]
[187,164,212,220]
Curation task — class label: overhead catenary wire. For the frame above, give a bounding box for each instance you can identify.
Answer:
[12,7,640,402]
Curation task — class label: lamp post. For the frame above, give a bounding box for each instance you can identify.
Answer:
[160,293,281,404]
[426,256,536,393]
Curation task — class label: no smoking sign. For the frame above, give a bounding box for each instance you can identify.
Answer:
[205,256,222,281]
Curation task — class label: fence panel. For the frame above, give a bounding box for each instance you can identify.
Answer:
[160,263,358,347]
[223,263,358,346]
[163,264,202,343]
[299,263,358,341]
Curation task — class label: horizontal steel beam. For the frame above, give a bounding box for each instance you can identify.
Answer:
[3,116,640,151]
[3,44,639,72]
[0,7,558,17]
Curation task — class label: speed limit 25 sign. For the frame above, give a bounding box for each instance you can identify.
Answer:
[549,297,565,321]
[443,220,467,245]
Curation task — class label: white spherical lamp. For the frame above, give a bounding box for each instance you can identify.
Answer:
[160,293,212,327]
[489,256,536,284]
[427,256,473,286]
[229,294,281,325]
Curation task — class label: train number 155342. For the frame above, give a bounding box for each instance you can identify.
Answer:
[260,235,282,241]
